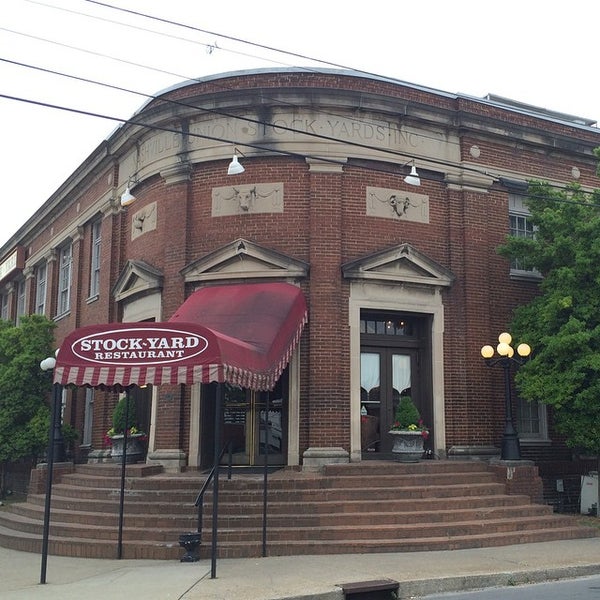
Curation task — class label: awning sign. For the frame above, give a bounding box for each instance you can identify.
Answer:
[71,327,210,366]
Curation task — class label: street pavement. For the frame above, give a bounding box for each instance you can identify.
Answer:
[2,538,600,600]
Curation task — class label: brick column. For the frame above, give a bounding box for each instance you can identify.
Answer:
[488,459,544,503]
[147,161,192,472]
[302,159,349,469]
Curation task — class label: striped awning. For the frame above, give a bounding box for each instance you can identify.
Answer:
[54,282,307,391]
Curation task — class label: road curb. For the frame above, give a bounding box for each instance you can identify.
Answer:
[396,564,600,598]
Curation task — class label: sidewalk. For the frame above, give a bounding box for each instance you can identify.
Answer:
[2,538,600,600]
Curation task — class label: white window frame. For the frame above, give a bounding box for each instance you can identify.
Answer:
[517,395,549,443]
[16,279,26,323]
[35,262,47,315]
[89,220,101,299]
[0,292,9,321]
[57,242,72,316]
[508,195,541,280]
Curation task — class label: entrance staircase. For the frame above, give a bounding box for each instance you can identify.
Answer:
[0,460,597,560]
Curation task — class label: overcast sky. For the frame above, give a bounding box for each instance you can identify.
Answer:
[1,0,599,248]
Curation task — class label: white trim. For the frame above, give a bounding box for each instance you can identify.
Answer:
[348,282,446,461]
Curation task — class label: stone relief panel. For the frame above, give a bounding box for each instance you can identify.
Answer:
[366,186,429,223]
[131,201,157,240]
[212,183,284,217]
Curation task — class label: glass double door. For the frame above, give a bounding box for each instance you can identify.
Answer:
[360,348,421,455]
[202,375,287,467]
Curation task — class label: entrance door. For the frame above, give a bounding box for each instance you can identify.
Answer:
[359,311,432,457]
[201,371,288,467]
[361,349,420,454]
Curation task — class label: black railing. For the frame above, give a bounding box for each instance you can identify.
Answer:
[194,440,233,537]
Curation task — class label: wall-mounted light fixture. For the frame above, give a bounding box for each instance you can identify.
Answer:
[120,176,139,207]
[403,161,421,186]
[227,148,245,175]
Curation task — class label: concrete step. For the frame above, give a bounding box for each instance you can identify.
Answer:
[0,461,597,560]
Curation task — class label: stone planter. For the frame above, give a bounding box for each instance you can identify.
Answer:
[389,429,425,462]
[109,433,146,464]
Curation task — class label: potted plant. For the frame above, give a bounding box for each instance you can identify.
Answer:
[104,395,147,464]
[388,396,429,462]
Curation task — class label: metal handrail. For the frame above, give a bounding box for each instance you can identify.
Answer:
[194,440,233,536]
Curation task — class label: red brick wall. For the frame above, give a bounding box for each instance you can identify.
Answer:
[3,70,600,466]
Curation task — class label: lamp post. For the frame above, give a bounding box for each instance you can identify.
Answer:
[39,354,65,584]
[480,332,531,461]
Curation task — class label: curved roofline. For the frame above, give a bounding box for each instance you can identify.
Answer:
[119,67,596,133]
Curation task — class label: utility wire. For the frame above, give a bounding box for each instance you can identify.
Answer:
[22,0,468,148]
[0,91,406,176]
[81,0,391,83]
[0,24,460,153]
[4,89,597,209]
[0,56,464,175]
[3,2,597,200]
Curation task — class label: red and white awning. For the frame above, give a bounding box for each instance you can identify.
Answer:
[54,282,307,391]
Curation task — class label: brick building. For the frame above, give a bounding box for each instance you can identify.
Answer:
[1,68,599,482]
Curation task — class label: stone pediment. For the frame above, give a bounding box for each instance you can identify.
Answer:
[342,243,454,288]
[181,238,309,283]
[112,260,164,302]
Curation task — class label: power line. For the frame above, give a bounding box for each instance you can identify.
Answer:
[0,56,455,173]
[0,20,459,153]
[3,89,597,210]
[81,0,391,82]
[21,0,468,150]
[3,2,598,199]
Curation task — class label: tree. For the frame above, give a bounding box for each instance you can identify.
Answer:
[498,162,600,455]
[0,314,56,496]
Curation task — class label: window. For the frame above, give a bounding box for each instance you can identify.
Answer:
[0,292,9,321]
[509,195,539,277]
[89,220,101,298]
[58,242,72,316]
[35,262,47,315]
[16,279,26,322]
[360,312,416,337]
[82,388,94,446]
[517,396,548,441]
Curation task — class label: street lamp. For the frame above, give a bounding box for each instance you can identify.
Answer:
[39,353,65,584]
[480,332,532,461]
[40,356,65,463]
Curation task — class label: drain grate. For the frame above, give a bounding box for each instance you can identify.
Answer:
[339,578,399,600]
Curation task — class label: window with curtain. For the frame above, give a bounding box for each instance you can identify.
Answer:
[392,354,411,401]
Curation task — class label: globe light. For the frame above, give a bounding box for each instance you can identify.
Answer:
[40,356,56,371]
[480,345,495,359]
[517,343,531,357]
[498,332,512,345]
[497,342,511,356]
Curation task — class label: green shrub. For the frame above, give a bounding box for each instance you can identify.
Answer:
[391,396,422,430]
[111,395,137,435]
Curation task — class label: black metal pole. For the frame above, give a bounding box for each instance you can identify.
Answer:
[500,359,521,460]
[262,392,269,557]
[117,390,130,559]
[52,388,65,463]
[40,382,61,584]
[210,383,222,579]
